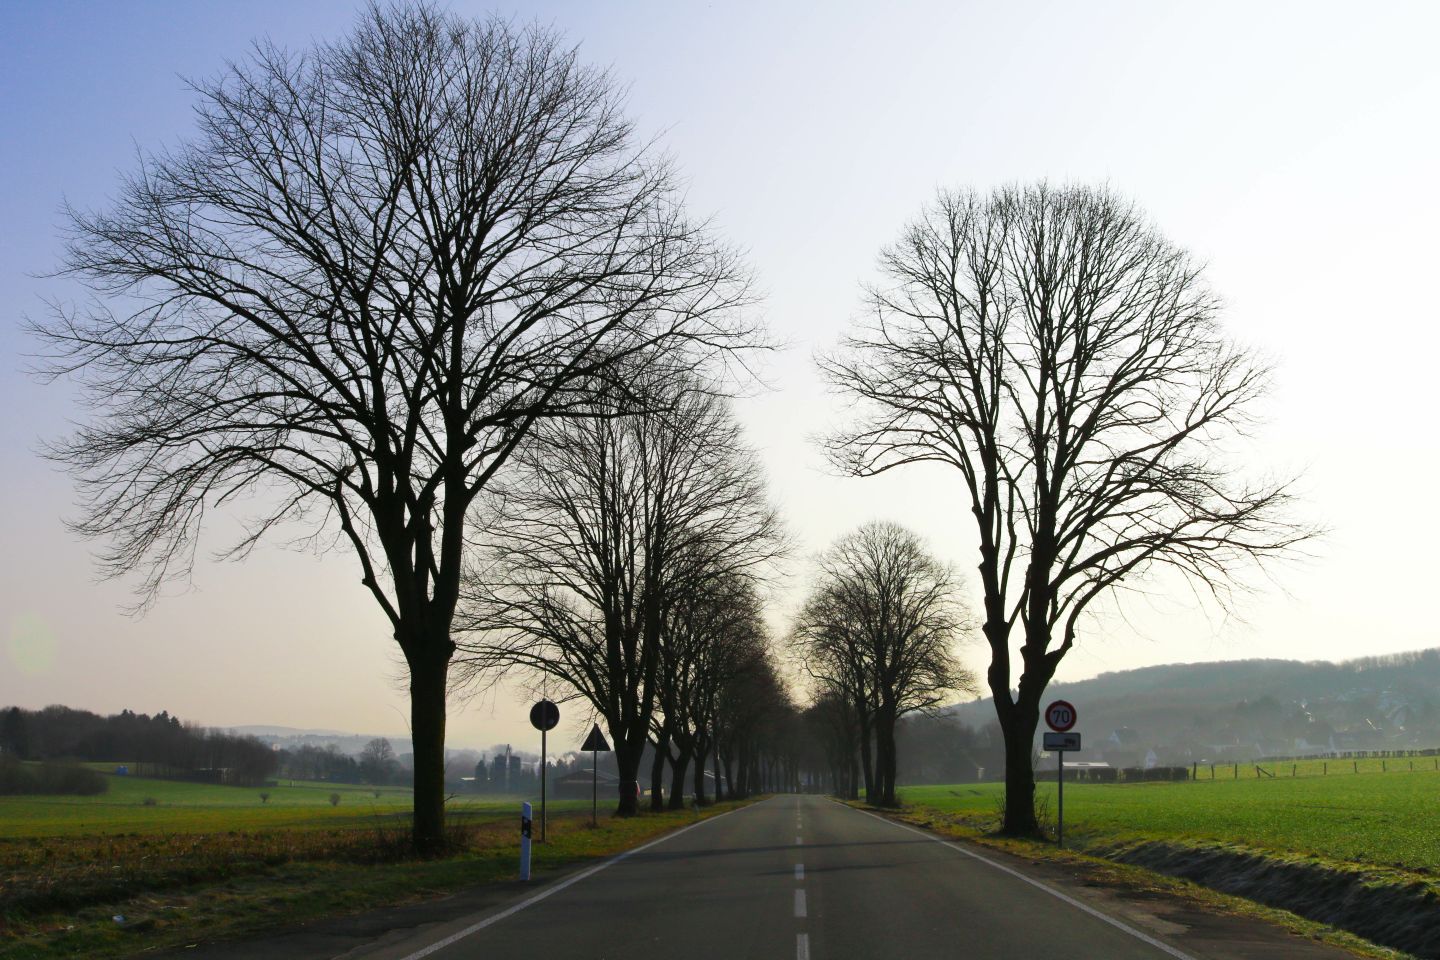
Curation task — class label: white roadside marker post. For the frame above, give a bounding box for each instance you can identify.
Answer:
[520,801,533,881]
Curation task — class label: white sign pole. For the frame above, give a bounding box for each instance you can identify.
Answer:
[520,801,532,880]
[1057,749,1064,849]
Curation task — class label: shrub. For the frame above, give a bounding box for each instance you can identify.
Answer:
[142,796,157,806]
[329,792,341,807]
[259,792,270,804]
[0,754,34,794]
[0,755,109,796]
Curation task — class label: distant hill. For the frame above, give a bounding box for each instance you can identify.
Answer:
[229,724,360,739]
[946,647,1440,764]
[226,726,412,759]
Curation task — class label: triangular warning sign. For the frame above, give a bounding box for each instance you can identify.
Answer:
[580,723,611,752]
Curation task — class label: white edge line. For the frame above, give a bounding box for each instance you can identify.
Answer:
[397,804,749,960]
[850,805,1197,960]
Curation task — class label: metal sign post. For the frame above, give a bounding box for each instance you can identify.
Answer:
[1044,700,1081,849]
[580,724,612,827]
[529,700,560,843]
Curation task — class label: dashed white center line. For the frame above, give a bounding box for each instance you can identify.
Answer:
[794,805,809,958]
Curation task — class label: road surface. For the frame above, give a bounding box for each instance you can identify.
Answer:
[341,794,1352,960]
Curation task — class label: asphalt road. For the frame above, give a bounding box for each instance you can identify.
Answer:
[339,794,1354,960]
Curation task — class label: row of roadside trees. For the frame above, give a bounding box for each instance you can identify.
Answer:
[454,372,792,813]
[36,3,1306,848]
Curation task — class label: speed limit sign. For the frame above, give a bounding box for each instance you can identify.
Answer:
[1045,699,1077,732]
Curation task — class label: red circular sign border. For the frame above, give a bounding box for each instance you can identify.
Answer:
[1045,699,1077,733]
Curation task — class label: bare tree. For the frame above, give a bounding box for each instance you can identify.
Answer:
[714,640,797,797]
[456,374,782,814]
[821,183,1310,833]
[804,689,862,799]
[792,521,973,806]
[32,4,756,851]
[358,737,397,786]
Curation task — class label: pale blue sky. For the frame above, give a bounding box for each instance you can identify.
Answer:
[3,1,1438,750]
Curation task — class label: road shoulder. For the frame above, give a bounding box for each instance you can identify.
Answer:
[841,800,1384,960]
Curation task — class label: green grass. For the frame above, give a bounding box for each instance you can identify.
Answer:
[0,773,755,960]
[898,765,1440,873]
[0,774,589,837]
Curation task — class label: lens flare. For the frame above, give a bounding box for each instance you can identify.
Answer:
[7,614,56,677]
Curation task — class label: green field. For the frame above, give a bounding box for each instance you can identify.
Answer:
[1,772,720,960]
[0,774,589,837]
[899,766,1440,872]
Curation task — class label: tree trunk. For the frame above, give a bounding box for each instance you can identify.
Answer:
[408,649,451,854]
[999,698,1041,836]
[712,747,724,801]
[613,735,642,816]
[668,748,691,810]
[650,732,669,812]
[693,742,709,805]
[876,708,898,806]
[857,713,876,802]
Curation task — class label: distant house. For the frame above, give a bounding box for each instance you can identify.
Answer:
[555,768,620,799]
[1108,727,1140,747]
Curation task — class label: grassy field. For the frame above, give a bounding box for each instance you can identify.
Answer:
[0,774,590,837]
[1,772,739,960]
[898,765,1440,872]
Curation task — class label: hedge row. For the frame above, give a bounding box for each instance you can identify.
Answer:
[1037,765,1189,783]
[0,755,109,795]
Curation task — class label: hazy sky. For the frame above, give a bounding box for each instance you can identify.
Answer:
[3,1,1437,752]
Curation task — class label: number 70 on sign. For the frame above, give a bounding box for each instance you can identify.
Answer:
[1045,699,1077,732]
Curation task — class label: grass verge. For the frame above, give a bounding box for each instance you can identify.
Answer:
[0,798,755,960]
[852,794,1426,960]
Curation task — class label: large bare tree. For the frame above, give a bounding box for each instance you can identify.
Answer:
[822,183,1309,833]
[792,521,972,806]
[33,4,755,850]
[456,375,782,814]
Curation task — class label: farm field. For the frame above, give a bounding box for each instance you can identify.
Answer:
[1,772,713,960]
[0,773,588,837]
[899,766,1440,872]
